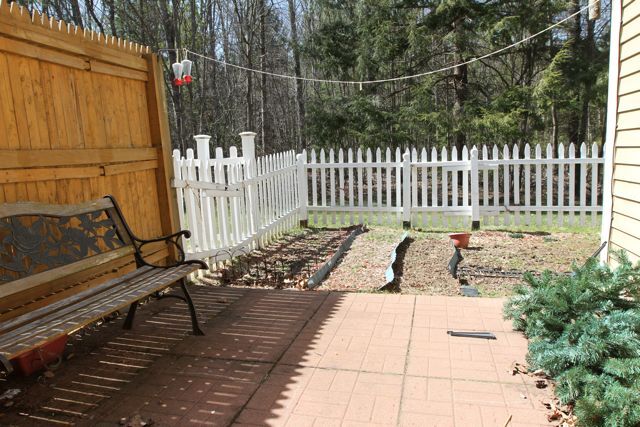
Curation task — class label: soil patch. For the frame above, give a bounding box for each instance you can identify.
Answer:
[400,230,600,296]
[397,236,461,295]
[321,227,402,292]
[200,227,357,289]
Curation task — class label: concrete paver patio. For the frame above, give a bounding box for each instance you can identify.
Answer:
[2,286,554,426]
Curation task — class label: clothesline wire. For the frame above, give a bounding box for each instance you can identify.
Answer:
[159,1,599,86]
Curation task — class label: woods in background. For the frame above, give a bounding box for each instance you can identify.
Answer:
[17,0,610,156]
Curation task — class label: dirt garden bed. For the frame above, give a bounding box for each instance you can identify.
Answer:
[199,226,601,297]
[317,228,601,296]
[199,226,359,290]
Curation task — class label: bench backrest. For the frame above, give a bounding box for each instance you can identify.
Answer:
[0,197,137,318]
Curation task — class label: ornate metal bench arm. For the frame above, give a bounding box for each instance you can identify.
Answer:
[104,195,207,270]
[133,231,208,270]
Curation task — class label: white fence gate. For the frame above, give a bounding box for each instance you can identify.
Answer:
[172,133,299,261]
[173,134,604,261]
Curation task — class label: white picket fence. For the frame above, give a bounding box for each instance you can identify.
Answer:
[302,142,604,229]
[172,133,604,261]
[172,133,299,261]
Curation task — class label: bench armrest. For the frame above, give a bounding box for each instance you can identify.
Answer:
[133,230,208,270]
[104,195,207,271]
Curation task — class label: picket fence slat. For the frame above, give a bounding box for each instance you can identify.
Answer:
[441,147,448,228]
[431,147,438,227]
[329,149,336,226]
[558,143,565,227]
[311,149,317,225]
[451,146,459,228]
[357,148,364,224]
[513,145,520,226]
[524,144,531,226]
[569,143,576,227]
[376,148,382,225]
[482,145,489,225]
[502,146,510,226]
[386,148,393,226]
[462,146,469,228]
[411,148,418,225]
[535,145,542,226]
[421,148,428,227]
[348,149,355,224]
[492,146,499,226]
[591,143,599,226]
[367,148,373,224]
[580,143,587,226]
[395,148,402,224]
[320,149,327,226]
[339,149,346,225]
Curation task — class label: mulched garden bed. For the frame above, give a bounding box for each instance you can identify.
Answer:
[199,226,359,289]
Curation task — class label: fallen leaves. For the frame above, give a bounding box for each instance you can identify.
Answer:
[119,414,154,427]
[544,399,577,426]
[536,379,548,389]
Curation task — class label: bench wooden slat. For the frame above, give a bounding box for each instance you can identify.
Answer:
[0,264,199,358]
[0,266,155,335]
[0,198,115,218]
[0,245,168,322]
[0,247,136,300]
[0,266,163,348]
[0,265,192,344]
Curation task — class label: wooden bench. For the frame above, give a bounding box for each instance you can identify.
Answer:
[0,196,207,374]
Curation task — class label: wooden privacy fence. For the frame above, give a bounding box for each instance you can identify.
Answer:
[0,1,178,251]
[0,0,178,256]
[172,133,299,262]
[174,139,603,262]
[303,143,604,229]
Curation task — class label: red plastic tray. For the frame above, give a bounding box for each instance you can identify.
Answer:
[11,335,68,376]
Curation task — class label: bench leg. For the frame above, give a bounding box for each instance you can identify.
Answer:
[0,354,13,375]
[123,301,139,330]
[181,279,205,336]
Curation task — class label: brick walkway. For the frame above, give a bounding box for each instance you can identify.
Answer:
[2,287,555,426]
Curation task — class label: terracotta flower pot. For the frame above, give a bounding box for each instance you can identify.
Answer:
[449,232,471,249]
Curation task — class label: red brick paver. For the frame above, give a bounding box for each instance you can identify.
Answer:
[2,289,554,426]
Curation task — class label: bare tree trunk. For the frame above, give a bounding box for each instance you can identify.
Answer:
[159,0,184,151]
[69,0,83,27]
[84,0,105,33]
[288,0,306,151]
[567,0,582,146]
[452,19,467,158]
[246,51,255,132]
[551,104,559,148]
[579,18,596,145]
[260,0,269,153]
[232,0,258,133]
[105,0,118,37]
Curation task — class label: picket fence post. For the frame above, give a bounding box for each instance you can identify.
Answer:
[470,146,480,230]
[240,132,259,244]
[297,153,308,227]
[195,135,213,252]
[402,152,411,228]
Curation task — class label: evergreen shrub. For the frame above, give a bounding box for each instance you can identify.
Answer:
[504,252,640,426]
